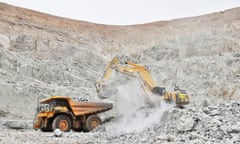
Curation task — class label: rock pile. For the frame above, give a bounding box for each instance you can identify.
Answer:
[79,101,238,144]
[158,101,240,143]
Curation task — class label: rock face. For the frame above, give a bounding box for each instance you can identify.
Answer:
[0,2,239,144]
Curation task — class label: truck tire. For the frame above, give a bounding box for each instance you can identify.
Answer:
[52,115,72,132]
[40,119,52,132]
[83,115,101,132]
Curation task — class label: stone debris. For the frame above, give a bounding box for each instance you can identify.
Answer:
[158,101,240,144]
[54,129,63,137]
[0,101,238,143]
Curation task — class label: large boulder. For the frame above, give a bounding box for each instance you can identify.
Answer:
[176,115,195,132]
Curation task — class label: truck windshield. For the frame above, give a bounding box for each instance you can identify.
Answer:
[49,99,68,107]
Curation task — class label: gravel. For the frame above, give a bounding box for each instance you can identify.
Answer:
[1,101,239,144]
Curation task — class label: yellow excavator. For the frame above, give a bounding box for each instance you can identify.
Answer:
[95,55,189,107]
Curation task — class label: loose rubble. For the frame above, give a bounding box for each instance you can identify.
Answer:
[0,101,239,144]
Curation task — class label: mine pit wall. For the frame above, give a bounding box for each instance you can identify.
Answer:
[0,34,240,119]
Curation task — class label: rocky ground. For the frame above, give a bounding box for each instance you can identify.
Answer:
[0,2,240,144]
[0,101,240,144]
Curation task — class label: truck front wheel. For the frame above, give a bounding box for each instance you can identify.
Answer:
[52,115,72,132]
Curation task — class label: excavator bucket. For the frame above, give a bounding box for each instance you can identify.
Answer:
[94,56,121,99]
[95,82,118,99]
[97,88,118,99]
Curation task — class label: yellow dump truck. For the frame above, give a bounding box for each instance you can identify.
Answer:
[33,96,113,132]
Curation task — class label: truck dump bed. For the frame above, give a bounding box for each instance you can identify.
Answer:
[68,101,113,116]
[40,96,113,116]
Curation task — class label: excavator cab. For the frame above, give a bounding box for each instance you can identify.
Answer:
[152,86,166,96]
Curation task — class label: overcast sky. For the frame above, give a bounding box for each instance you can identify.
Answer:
[1,0,240,25]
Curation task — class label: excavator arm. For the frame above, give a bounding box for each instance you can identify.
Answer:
[115,61,166,96]
[118,61,155,89]
[95,56,118,94]
[95,56,165,96]
[97,56,118,84]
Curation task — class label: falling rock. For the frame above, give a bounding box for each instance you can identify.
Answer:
[177,116,195,132]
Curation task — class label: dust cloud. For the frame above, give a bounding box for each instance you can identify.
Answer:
[105,79,173,134]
